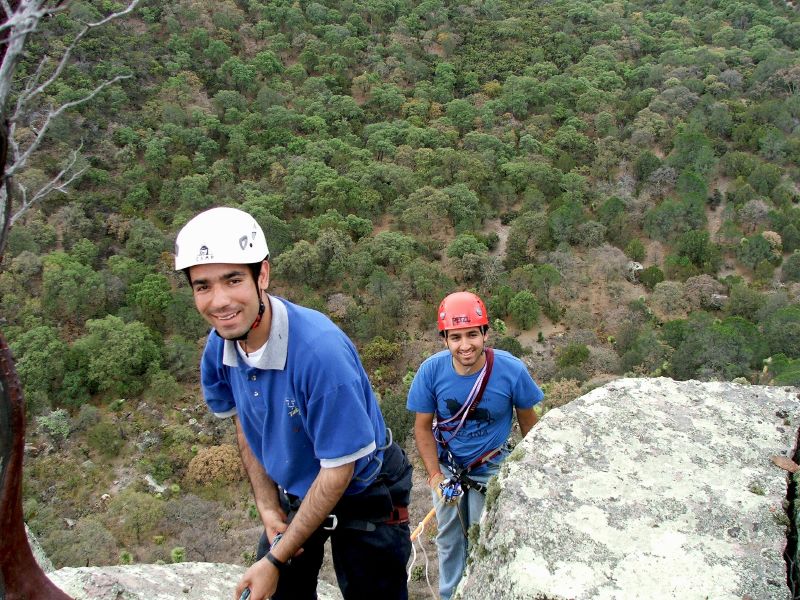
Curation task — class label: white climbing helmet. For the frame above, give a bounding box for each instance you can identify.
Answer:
[174,207,269,271]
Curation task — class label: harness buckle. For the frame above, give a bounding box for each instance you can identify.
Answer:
[323,514,338,530]
[439,479,463,504]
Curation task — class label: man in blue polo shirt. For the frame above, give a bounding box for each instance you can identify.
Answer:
[407,291,543,600]
[175,207,412,600]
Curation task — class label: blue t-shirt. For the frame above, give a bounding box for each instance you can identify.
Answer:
[201,296,387,498]
[406,348,543,470]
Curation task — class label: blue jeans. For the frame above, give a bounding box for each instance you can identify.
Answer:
[433,461,499,600]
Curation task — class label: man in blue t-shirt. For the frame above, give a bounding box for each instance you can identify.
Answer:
[175,207,411,600]
[407,291,543,600]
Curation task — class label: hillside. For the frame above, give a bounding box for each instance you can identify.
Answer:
[2,0,799,591]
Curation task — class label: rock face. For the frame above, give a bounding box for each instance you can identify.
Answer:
[48,563,343,600]
[457,378,799,600]
[48,563,244,600]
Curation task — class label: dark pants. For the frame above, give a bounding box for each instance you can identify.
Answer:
[255,442,412,600]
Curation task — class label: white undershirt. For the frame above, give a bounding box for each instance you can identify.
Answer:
[236,339,268,367]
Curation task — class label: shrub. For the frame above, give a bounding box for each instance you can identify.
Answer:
[106,489,165,546]
[541,379,582,411]
[88,421,124,458]
[625,239,646,262]
[72,404,100,432]
[36,409,71,444]
[147,370,182,403]
[585,346,622,375]
[185,445,245,485]
[171,547,186,563]
[379,389,415,447]
[362,336,402,369]
[652,281,687,315]
[782,252,800,283]
[44,516,117,568]
[765,354,800,386]
[554,365,588,382]
[639,266,665,291]
[556,343,590,368]
[683,275,725,310]
[508,291,540,329]
[493,336,529,357]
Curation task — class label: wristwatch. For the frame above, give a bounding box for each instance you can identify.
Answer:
[265,551,287,572]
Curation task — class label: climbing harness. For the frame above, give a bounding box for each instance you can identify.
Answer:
[438,478,462,503]
[432,348,495,446]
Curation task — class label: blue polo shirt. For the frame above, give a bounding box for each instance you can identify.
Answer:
[201,296,387,498]
[406,348,543,471]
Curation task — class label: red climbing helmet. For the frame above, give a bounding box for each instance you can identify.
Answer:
[437,291,489,333]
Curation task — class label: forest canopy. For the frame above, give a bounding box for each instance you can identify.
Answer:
[4,0,800,570]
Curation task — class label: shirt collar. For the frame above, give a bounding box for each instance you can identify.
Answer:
[222,295,288,370]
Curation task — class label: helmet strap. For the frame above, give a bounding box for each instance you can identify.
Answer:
[232,289,267,357]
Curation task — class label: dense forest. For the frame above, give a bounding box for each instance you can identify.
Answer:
[3,0,800,576]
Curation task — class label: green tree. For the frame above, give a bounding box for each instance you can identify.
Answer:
[644,199,705,242]
[625,239,646,262]
[762,306,800,358]
[747,162,782,196]
[726,283,765,321]
[128,274,173,330]
[668,127,716,176]
[446,234,487,259]
[367,232,417,272]
[736,235,776,270]
[42,252,106,325]
[639,266,665,291]
[126,219,168,264]
[672,314,765,380]
[508,291,540,330]
[445,99,478,134]
[557,343,589,368]
[781,252,800,283]
[10,326,68,415]
[675,230,722,273]
[273,240,323,287]
[72,316,162,398]
[106,490,164,546]
[549,201,586,244]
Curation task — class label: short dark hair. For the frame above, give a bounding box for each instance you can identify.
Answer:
[440,324,489,338]
[183,261,264,287]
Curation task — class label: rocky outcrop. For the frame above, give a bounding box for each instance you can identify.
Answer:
[48,563,244,600]
[13,378,798,599]
[458,378,799,600]
[48,563,343,600]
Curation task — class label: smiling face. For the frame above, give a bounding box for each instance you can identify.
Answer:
[189,260,270,345]
[443,326,488,375]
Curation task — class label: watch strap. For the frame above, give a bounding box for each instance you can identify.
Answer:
[266,551,287,572]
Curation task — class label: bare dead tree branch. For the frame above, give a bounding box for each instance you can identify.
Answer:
[0,0,140,257]
[7,144,83,225]
[7,73,130,178]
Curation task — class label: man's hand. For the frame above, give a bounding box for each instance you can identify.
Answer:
[428,472,446,500]
[234,557,279,600]
[261,507,288,545]
[429,472,461,504]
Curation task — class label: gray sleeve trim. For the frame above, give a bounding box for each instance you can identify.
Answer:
[320,441,376,469]
[213,408,238,419]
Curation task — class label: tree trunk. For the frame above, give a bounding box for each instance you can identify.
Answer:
[0,331,72,599]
